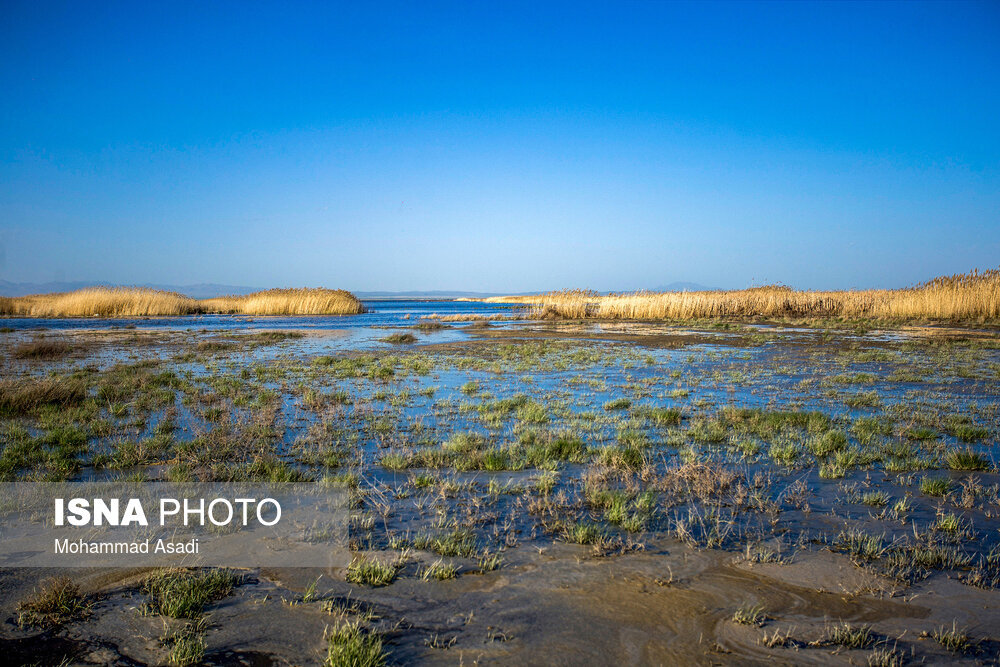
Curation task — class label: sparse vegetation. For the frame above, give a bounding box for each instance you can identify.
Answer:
[16,577,89,627]
[920,476,952,497]
[927,623,972,652]
[142,569,240,619]
[324,621,386,667]
[381,333,418,344]
[732,604,766,626]
[347,555,402,587]
[824,622,874,649]
[2,298,999,665]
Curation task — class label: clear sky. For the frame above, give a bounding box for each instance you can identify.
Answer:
[1,1,998,292]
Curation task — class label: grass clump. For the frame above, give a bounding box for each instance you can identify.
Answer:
[945,415,989,442]
[934,512,966,535]
[142,569,240,618]
[416,529,477,558]
[346,555,402,587]
[920,476,951,497]
[559,521,607,545]
[13,339,75,359]
[732,604,767,626]
[859,491,890,507]
[381,333,417,344]
[420,560,459,581]
[477,551,503,572]
[825,622,875,649]
[835,529,886,562]
[0,377,87,417]
[16,577,89,627]
[164,620,208,666]
[597,444,644,469]
[926,623,972,652]
[769,442,799,466]
[867,645,904,667]
[634,405,682,426]
[324,621,387,667]
[603,397,632,411]
[945,448,991,471]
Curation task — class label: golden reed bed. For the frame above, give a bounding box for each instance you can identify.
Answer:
[485,269,1000,322]
[0,287,365,318]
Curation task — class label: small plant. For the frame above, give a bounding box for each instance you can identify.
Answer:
[13,339,74,360]
[945,448,991,471]
[380,333,417,344]
[860,491,890,507]
[732,604,767,626]
[559,521,607,545]
[889,496,912,520]
[142,569,240,619]
[947,418,989,442]
[302,575,324,603]
[603,398,632,411]
[835,529,885,561]
[420,560,458,581]
[760,627,795,648]
[935,512,964,535]
[16,577,89,627]
[927,623,971,652]
[324,621,386,667]
[535,470,559,495]
[825,622,874,649]
[477,551,503,572]
[920,476,951,497]
[820,461,846,479]
[812,430,848,456]
[347,555,402,587]
[165,620,208,666]
[380,452,410,470]
[769,442,799,466]
[867,645,904,667]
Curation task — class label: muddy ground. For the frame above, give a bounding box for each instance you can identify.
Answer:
[1,319,998,665]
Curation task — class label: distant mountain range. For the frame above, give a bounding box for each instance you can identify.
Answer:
[649,281,720,292]
[0,281,260,299]
[354,290,510,299]
[0,281,722,299]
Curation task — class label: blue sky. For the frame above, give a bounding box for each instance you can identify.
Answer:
[1,1,998,292]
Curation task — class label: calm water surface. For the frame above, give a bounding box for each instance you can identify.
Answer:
[0,299,519,332]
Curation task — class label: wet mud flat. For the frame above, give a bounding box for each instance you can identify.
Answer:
[1,320,999,665]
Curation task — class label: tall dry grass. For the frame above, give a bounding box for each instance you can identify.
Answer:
[200,288,365,315]
[0,287,365,318]
[488,269,1000,322]
[0,287,200,318]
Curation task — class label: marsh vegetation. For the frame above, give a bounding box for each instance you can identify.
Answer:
[1,309,999,664]
[485,268,1000,323]
[0,286,365,317]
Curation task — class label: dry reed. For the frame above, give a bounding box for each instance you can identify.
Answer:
[0,287,199,318]
[0,287,365,318]
[486,269,1000,322]
[200,288,365,315]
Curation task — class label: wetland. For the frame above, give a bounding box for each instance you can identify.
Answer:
[2,299,999,665]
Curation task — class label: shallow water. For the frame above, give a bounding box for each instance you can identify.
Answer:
[0,299,517,331]
[2,308,999,665]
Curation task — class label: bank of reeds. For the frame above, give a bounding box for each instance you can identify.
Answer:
[486,269,1000,322]
[0,287,200,318]
[0,287,365,318]
[199,288,365,315]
